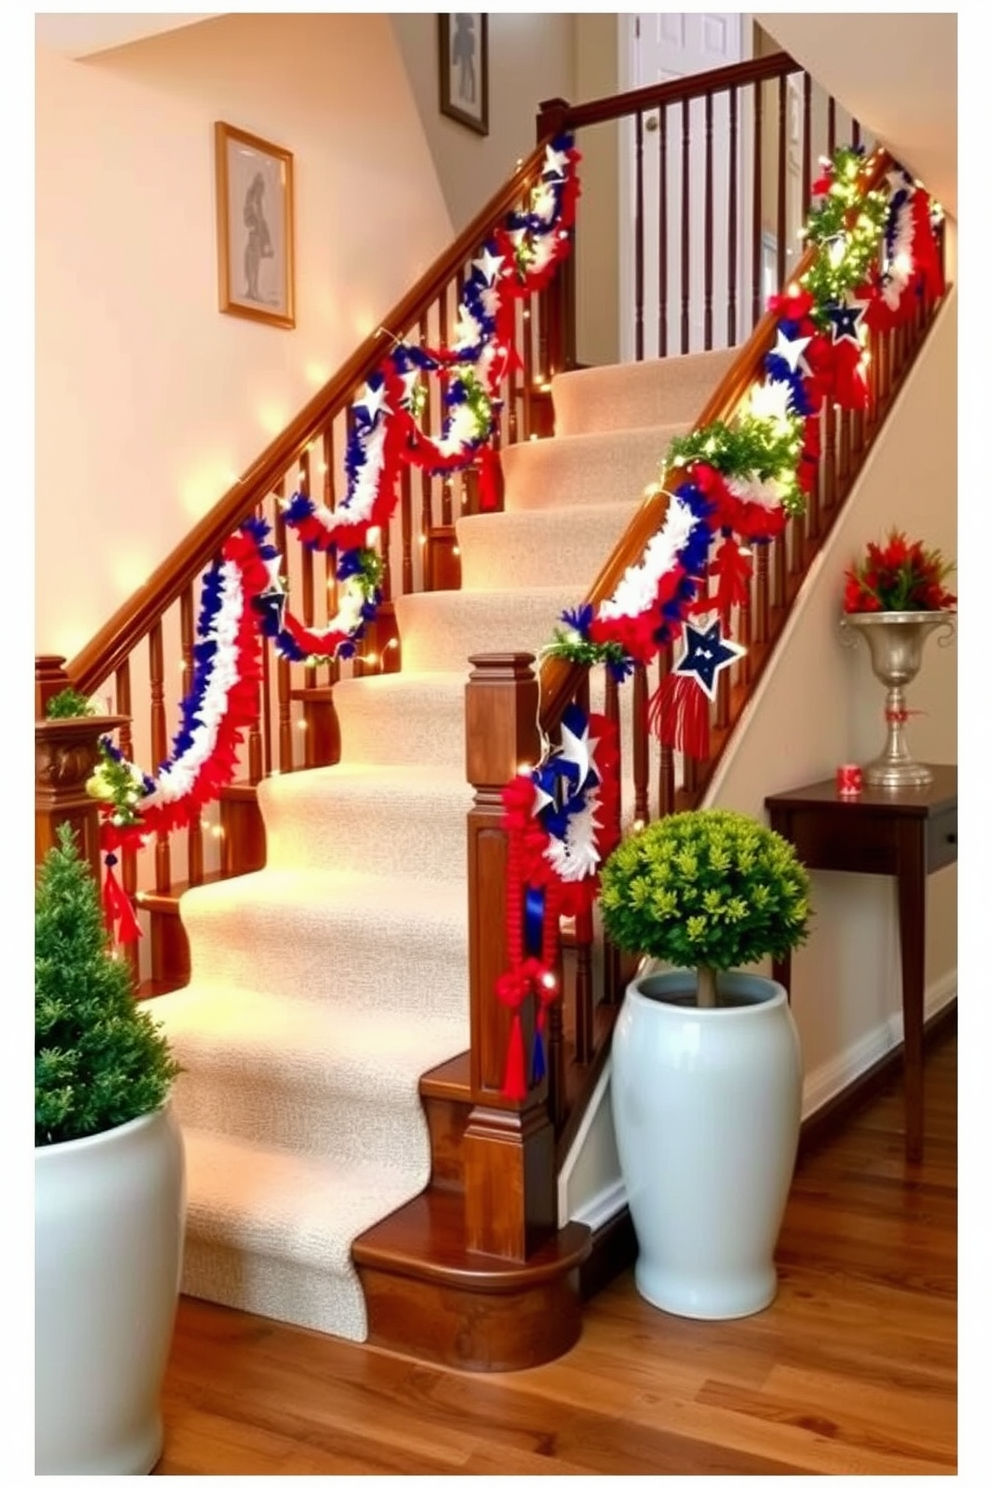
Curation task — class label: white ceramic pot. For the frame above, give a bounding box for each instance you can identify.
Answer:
[610,968,802,1320]
[35,1103,186,1475]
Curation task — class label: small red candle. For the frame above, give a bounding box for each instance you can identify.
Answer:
[836,764,863,797]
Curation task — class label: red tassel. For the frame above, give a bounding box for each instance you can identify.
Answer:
[646,673,711,759]
[102,858,143,947]
[501,1011,528,1100]
[711,536,752,628]
[478,444,501,511]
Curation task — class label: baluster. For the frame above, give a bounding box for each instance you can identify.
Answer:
[656,647,675,818]
[802,74,812,214]
[738,567,754,688]
[299,446,316,694]
[828,97,837,155]
[776,75,788,292]
[680,96,691,354]
[148,620,171,895]
[571,674,593,1056]
[322,422,340,685]
[419,312,435,586]
[751,80,764,332]
[517,301,530,441]
[703,90,714,350]
[631,664,649,825]
[634,111,645,361]
[112,660,138,979]
[273,482,293,770]
[546,939,566,1133]
[773,529,788,612]
[658,99,669,357]
[753,541,770,646]
[603,669,623,1007]
[823,401,838,516]
[179,585,203,887]
[727,86,738,347]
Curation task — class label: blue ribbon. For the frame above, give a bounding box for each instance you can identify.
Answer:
[524,885,545,958]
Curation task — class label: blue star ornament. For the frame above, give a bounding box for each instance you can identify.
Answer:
[827,301,866,346]
[674,619,746,700]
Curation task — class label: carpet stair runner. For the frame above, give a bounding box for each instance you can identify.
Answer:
[151,344,739,1344]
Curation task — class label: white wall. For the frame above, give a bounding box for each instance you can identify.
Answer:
[390,13,576,235]
[35,13,453,661]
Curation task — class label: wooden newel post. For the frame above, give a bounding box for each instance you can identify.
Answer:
[463,653,556,1261]
[35,655,128,882]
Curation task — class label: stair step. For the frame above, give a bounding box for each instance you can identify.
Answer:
[551,346,740,436]
[179,1127,422,1342]
[456,500,642,590]
[395,585,579,672]
[353,1187,591,1371]
[501,422,691,512]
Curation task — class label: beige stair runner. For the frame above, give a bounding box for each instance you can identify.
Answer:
[152,347,736,1341]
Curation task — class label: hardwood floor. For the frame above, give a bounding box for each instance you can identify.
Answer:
[154,1030,957,1475]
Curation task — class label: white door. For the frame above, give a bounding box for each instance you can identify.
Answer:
[619,13,749,361]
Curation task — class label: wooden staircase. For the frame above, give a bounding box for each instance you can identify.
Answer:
[35,57,950,1373]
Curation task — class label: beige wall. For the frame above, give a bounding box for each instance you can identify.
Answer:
[390,13,576,235]
[710,289,958,1100]
[35,13,453,660]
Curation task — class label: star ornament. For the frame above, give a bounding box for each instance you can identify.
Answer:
[827,301,867,347]
[674,618,746,700]
[473,246,505,285]
[543,143,570,179]
[353,379,390,426]
[771,328,812,376]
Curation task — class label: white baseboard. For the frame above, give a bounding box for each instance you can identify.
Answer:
[801,971,957,1121]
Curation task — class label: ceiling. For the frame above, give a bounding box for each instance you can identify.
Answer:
[34,13,217,58]
[755,13,957,218]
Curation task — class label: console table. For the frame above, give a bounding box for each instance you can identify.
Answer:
[765,765,957,1162]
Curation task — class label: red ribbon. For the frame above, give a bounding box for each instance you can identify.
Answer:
[102,856,142,948]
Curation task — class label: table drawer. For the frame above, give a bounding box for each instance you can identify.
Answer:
[927,806,958,872]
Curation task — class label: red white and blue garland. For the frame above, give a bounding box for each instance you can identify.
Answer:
[86,138,945,1072]
[544,143,945,761]
[497,704,619,1097]
[269,136,581,664]
[87,140,582,938]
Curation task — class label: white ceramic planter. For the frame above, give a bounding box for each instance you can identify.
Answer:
[35,1103,186,1475]
[610,968,802,1320]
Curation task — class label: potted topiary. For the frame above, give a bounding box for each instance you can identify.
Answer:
[599,807,812,1321]
[36,822,185,1475]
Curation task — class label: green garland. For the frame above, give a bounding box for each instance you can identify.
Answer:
[665,411,806,514]
[800,145,889,316]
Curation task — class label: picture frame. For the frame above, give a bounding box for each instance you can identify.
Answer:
[438,14,489,136]
[214,121,295,329]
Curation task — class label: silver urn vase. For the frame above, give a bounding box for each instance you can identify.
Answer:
[840,610,956,788]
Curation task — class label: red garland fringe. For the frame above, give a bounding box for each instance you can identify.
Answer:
[102,857,142,948]
[646,670,711,760]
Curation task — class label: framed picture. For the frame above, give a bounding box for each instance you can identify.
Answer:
[214,121,295,329]
[438,14,489,136]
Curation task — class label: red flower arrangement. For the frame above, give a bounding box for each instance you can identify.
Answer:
[843,529,956,613]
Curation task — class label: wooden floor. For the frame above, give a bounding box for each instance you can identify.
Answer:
[155,1031,957,1476]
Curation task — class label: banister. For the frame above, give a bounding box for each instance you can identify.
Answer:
[67,139,556,698]
[537,147,898,733]
[544,51,800,135]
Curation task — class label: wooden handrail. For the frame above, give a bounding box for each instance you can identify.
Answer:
[537,146,898,734]
[545,51,800,134]
[67,140,556,699]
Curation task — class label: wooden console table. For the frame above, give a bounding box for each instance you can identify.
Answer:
[765,765,957,1162]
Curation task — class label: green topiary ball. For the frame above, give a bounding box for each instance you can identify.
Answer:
[599,808,811,972]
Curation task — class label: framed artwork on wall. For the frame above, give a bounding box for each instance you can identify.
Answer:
[214,121,295,329]
[438,14,489,136]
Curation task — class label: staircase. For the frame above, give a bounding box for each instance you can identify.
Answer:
[150,345,739,1359]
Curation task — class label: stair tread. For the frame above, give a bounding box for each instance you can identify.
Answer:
[181,1128,422,1271]
[353,1187,592,1287]
[160,983,467,1073]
